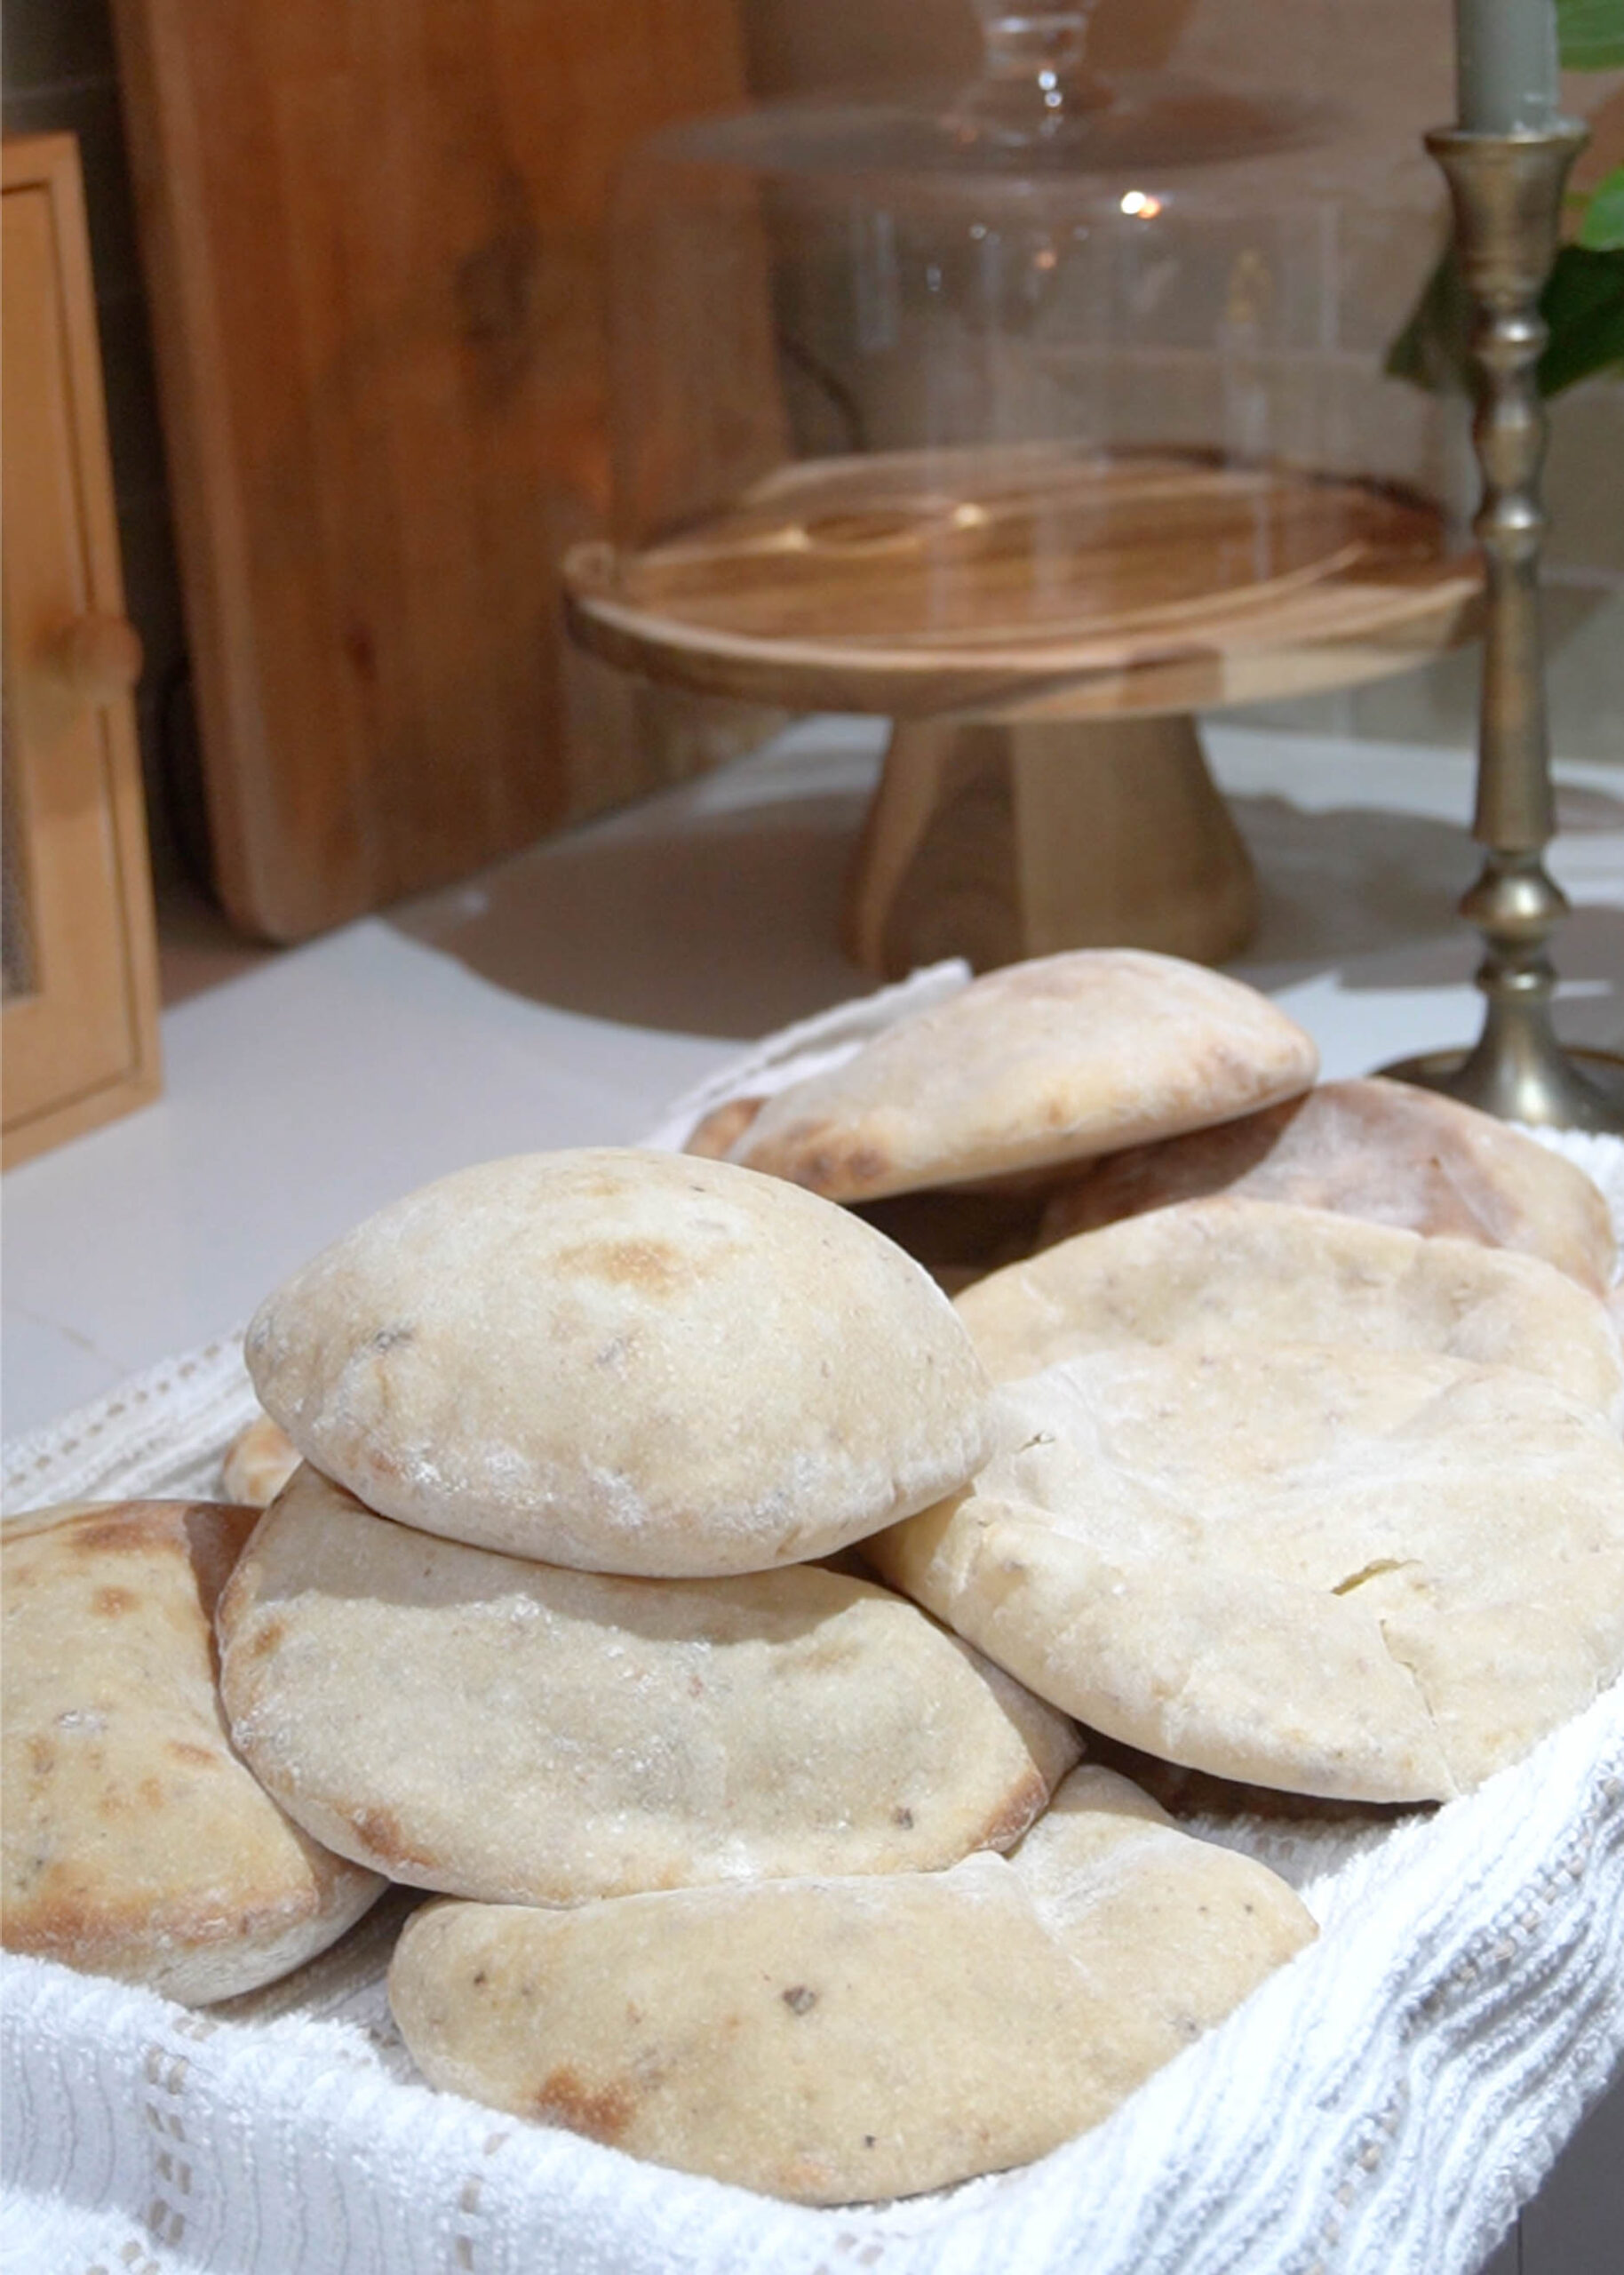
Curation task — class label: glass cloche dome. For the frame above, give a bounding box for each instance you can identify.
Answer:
[565,1,1475,721]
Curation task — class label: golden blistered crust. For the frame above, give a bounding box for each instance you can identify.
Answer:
[3,1498,383,2002]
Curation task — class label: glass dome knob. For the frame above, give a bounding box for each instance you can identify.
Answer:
[955,4,1111,146]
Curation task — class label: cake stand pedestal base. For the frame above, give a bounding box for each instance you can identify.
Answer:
[843,710,1259,980]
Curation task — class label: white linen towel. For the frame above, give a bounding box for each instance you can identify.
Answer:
[4,972,1621,2275]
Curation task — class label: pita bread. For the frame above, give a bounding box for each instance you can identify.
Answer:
[955,1195,1624,1421]
[715,950,1318,1204]
[387,1763,1314,2204]
[684,1095,764,1159]
[245,1148,993,1577]
[220,1411,302,1508]
[866,1347,1624,1801]
[1039,1076,1616,1294]
[217,1467,1079,1903]
[1,1500,384,2002]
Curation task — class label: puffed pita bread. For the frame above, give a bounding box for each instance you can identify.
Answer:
[1,1500,384,2002]
[244,1148,993,1577]
[220,1410,301,1508]
[217,1467,1079,1903]
[712,950,1318,1204]
[956,1195,1624,1421]
[867,1348,1624,1801]
[387,1763,1314,2204]
[1039,1076,1616,1294]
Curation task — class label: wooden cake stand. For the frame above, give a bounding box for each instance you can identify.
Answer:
[565,443,1483,977]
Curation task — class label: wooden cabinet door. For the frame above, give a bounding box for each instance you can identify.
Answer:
[3,134,161,1170]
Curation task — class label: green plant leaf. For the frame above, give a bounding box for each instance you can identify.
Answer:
[1386,243,1624,395]
[1556,0,1624,70]
[1538,243,1624,390]
[1385,248,1475,393]
[1578,164,1624,250]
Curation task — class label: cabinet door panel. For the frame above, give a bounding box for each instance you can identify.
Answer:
[2,137,161,1170]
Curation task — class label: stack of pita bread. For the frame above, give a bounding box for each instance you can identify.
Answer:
[686,948,1624,1813]
[9,946,1619,2207]
[220,1140,1319,2200]
[0,1066,1324,2206]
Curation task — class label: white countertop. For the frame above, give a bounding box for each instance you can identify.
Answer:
[4,717,1621,1445]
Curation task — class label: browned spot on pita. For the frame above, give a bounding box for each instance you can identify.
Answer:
[26,1736,55,1776]
[9,1878,321,1961]
[91,1586,139,1617]
[69,1508,179,1557]
[586,1166,633,1194]
[782,2149,843,2198]
[3,1891,113,1957]
[352,1806,434,1872]
[795,1629,865,1676]
[555,1238,688,1296]
[166,1740,219,1768]
[248,1618,287,1661]
[365,1447,405,1485]
[770,1135,895,1199]
[973,1766,1050,1852]
[835,1146,891,1192]
[685,1097,763,1159]
[533,2065,637,2143]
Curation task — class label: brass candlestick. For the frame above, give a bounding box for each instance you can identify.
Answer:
[1385,124,1624,1133]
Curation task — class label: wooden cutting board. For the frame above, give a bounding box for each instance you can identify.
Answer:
[111,0,759,942]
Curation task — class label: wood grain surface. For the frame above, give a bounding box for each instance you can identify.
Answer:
[565,442,1482,721]
[112,0,753,941]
